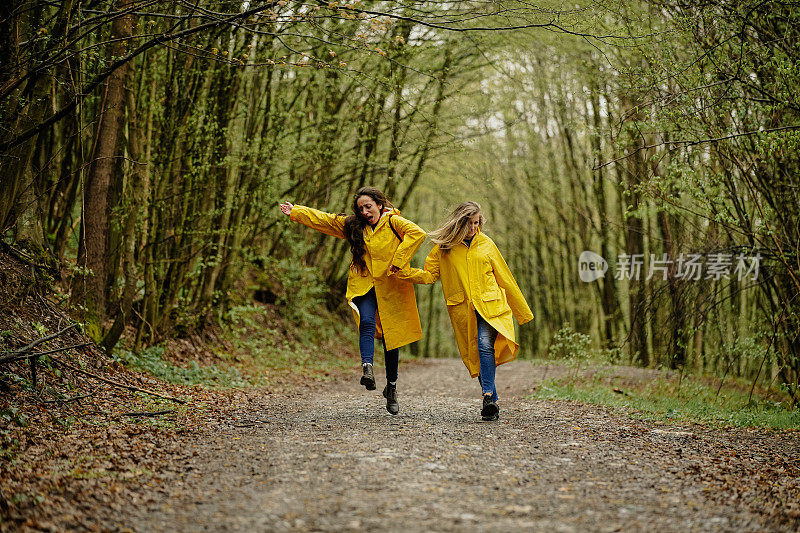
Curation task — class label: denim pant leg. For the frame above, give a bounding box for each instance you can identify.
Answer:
[352,288,378,365]
[476,311,499,402]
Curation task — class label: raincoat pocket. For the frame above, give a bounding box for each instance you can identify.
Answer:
[445,291,465,306]
[482,288,505,317]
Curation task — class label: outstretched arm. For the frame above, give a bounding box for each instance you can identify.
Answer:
[280,202,346,239]
[489,242,534,324]
[396,246,441,285]
[388,215,427,271]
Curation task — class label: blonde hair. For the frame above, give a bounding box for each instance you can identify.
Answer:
[429,201,485,251]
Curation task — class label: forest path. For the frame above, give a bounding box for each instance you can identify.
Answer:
[106,359,795,532]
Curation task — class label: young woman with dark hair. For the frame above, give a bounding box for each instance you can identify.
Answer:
[279,187,426,414]
[400,201,533,421]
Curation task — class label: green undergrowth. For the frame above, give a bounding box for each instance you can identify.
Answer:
[113,346,249,387]
[531,361,800,430]
[113,304,358,388]
[220,303,358,385]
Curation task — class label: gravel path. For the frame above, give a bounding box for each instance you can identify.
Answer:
[103,358,797,532]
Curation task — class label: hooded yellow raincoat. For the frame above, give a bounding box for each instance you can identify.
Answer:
[289,205,426,351]
[400,232,533,377]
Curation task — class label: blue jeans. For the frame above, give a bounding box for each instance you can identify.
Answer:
[352,287,399,383]
[477,311,499,402]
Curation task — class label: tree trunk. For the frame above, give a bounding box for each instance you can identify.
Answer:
[620,94,649,367]
[78,1,132,339]
[101,47,145,353]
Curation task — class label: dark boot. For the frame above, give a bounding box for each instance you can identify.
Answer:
[382,384,399,415]
[481,394,499,421]
[360,363,376,390]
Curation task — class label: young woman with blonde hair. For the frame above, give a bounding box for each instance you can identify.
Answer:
[279,187,426,415]
[401,201,533,420]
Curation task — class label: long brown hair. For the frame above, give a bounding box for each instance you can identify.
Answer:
[344,186,395,272]
[428,201,484,251]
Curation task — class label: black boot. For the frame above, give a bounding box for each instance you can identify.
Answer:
[360,363,376,390]
[481,394,499,421]
[382,384,399,415]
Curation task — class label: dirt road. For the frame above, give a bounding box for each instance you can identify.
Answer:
[98,358,798,532]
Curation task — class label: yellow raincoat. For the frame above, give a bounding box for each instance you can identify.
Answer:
[400,232,533,377]
[289,205,426,351]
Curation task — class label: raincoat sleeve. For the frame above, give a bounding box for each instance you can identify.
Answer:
[289,205,346,239]
[489,241,534,324]
[396,246,440,285]
[389,216,427,270]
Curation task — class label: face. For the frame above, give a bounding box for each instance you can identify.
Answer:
[357,195,382,225]
[466,213,481,238]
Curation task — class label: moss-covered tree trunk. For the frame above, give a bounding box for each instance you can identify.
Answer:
[76,0,132,339]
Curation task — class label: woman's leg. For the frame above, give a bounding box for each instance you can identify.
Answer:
[381,338,400,414]
[353,288,379,390]
[352,288,378,365]
[476,312,499,403]
[477,373,499,404]
[382,338,399,384]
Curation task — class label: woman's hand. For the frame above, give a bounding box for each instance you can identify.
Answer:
[279,202,294,216]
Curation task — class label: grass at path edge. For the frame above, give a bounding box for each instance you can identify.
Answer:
[529,361,800,430]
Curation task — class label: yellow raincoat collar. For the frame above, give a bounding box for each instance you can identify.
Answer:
[368,207,397,234]
[460,227,482,248]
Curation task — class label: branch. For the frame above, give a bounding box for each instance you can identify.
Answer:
[593,125,800,170]
[322,2,661,41]
[41,389,99,404]
[0,324,78,364]
[7,0,163,98]
[0,1,280,152]
[0,342,92,364]
[119,409,175,417]
[52,360,188,404]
